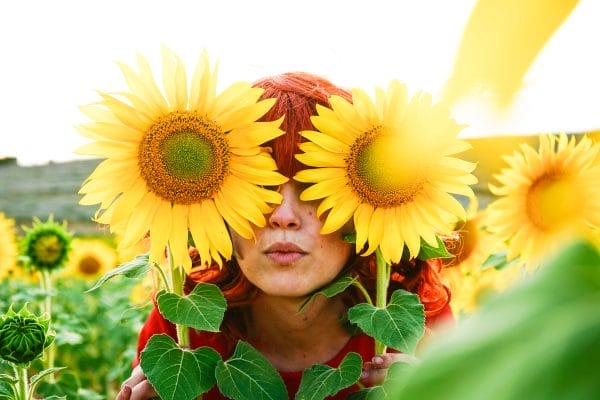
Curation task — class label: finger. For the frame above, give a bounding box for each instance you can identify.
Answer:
[360,366,388,385]
[116,385,131,400]
[129,379,158,400]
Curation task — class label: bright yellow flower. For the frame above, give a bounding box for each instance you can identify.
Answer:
[59,238,117,281]
[295,80,477,263]
[0,212,18,280]
[485,134,600,269]
[77,48,287,269]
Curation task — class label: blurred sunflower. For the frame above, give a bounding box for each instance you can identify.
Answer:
[442,210,520,316]
[485,133,600,269]
[20,216,72,273]
[59,238,117,281]
[76,47,287,269]
[0,212,18,280]
[295,80,477,263]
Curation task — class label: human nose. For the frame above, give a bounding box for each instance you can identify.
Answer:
[268,190,301,229]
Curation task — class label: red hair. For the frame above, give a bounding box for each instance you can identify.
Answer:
[185,72,453,340]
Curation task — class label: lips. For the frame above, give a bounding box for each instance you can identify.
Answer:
[264,242,306,264]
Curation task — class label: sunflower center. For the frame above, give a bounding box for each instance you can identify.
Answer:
[78,255,102,275]
[33,235,64,265]
[527,173,578,231]
[139,111,229,204]
[348,127,425,208]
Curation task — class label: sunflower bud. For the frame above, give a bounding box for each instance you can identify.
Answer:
[0,304,54,366]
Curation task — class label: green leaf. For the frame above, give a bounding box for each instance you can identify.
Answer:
[35,370,80,399]
[157,283,227,332]
[348,289,425,354]
[416,236,452,260]
[295,352,362,400]
[86,253,151,292]
[480,249,520,270]
[30,367,67,395]
[388,240,600,400]
[141,334,220,400]
[0,374,15,385]
[300,275,357,312]
[215,341,288,400]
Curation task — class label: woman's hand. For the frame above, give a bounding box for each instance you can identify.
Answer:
[116,366,158,400]
[360,353,419,386]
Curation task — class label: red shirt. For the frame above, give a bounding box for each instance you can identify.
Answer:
[133,304,453,399]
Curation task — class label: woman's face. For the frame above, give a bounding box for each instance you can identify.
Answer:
[230,182,353,299]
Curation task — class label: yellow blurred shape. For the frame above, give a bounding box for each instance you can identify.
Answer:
[444,0,578,107]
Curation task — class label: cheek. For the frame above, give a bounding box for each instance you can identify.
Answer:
[230,232,249,261]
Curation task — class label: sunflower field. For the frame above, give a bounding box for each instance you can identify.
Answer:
[1,1,600,399]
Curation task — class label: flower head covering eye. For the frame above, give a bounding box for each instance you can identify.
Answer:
[76,47,288,269]
[294,80,477,264]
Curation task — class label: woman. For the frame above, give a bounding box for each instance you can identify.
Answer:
[117,72,454,400]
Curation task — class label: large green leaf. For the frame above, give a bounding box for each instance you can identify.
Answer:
[86,252,151,292]
[141,334,220,400]
[389,240,600,400]
[295,352,362,400]
[215,341,287,399]
[348,289,425,354]
[157,283,226,332]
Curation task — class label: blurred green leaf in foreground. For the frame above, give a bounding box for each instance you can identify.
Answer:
[389,240,600,400]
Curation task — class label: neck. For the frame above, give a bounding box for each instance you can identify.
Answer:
[246,293,352,371]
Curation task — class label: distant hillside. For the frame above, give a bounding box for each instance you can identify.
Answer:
[0,158,103,234]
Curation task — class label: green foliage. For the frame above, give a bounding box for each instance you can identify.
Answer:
[348,289,425,354]
[300,275,358,311]
[86,252,152,292]
[215,341,288,400]
[0,276,148,399]
[141,334,220,400]
[387,240,600,400]
[296,352,362,400]
[157,283,227,332]
[414,236,453,260]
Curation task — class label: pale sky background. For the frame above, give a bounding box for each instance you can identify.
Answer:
[1,0,599,166]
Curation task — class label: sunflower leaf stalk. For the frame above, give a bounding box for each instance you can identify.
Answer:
[374,248,391,355]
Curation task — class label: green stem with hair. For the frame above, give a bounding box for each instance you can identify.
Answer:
[375,248,390,355]
[14,364,28,400]
[167,244,190,348]
[39,270,56,383]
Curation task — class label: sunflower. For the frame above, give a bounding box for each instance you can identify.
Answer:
[295,80,477,263]
[59,238,117,281]
[20,216,72,273]
[0,212,18,280]
[442,210,521,316]
[485,133,600,269]
[76,47,287,269]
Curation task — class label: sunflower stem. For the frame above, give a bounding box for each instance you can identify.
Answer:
[14,364,28,400]
[40,270,56,383]
[375,248,390,355]
[167,244,190,348]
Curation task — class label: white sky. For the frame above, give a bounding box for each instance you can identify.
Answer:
[1,0,599,166]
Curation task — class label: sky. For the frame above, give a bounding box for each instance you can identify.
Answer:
[1,0,599,166]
